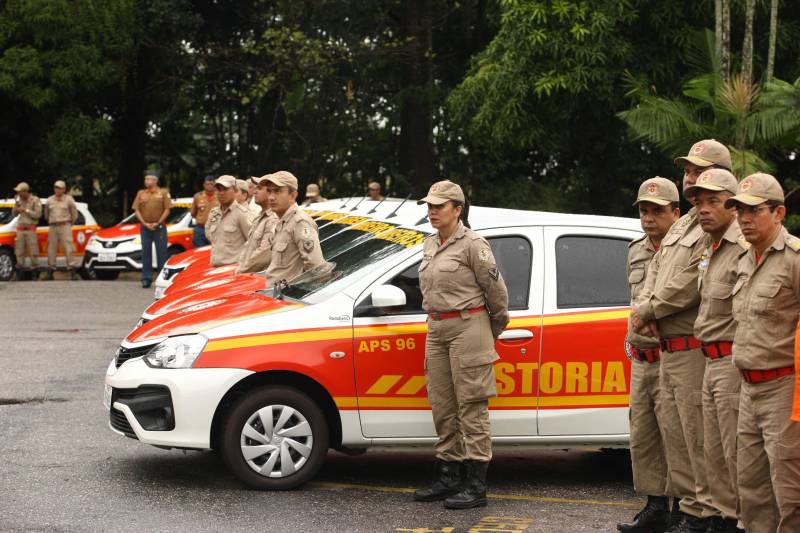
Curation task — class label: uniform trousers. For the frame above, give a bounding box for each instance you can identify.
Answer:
[15,230,38,267]
[629,359,669,496]
[738,375,800,533]
[702,357,741,521]
[659,347,715,518]
[47,224,75,268]
[425,310,497,462]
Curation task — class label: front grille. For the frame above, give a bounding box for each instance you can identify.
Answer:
[115,343,157,368]
[162,266,184,281]
[110,406,137,438]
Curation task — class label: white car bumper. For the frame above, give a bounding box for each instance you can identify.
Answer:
[104,358,252,449]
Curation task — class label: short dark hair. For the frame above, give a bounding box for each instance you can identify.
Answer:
[766,199,783,211]
[670,201,680,210]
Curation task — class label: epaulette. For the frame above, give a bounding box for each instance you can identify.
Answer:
[786,234,800,253]
[629,234,648,247]
[680,224,704,246]
[737,235,751,251]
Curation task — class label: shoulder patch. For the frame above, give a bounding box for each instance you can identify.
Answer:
[787,235,800,253]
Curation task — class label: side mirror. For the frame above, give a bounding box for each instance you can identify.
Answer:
[371,284,406,308]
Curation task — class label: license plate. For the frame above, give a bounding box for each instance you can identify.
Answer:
[103,384,112,410]
[98,252,116,262]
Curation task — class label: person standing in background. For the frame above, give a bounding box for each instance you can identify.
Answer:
[43,180,79,280]
[190,175,218,247]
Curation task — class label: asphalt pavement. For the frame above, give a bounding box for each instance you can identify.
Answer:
[1,278,639,532]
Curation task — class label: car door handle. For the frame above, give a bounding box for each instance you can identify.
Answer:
[498,329,534,341]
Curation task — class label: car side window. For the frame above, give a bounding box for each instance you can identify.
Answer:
[556,235,630,308]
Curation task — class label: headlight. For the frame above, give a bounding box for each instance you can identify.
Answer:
[88,236,98,247]
[133,236,141,245]
[144,334,208,369]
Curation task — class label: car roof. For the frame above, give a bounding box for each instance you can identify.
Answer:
[308,197,641,232]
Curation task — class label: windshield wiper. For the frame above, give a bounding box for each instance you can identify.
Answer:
[387,194,411,219]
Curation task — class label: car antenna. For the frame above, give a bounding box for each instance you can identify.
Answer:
[386,194,411,219]
[350,195,367,212]
[339,197,352,209]
[367,195,388,214]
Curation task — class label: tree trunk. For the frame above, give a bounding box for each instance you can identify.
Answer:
[721,0,731,84]
[741,0,755,88]
[766,0,779,82]
[714,0,722,71]
[117,55,149,217]
[398,0,435,196]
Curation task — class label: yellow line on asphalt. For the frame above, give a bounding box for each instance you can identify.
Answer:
[309,481,639,509]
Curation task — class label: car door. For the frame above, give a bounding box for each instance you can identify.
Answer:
[537,226,638,436]
[351,227,543,438]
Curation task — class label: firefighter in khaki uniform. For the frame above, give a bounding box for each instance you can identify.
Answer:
[413,180,509,510]
[726,173,800,533]
[43,180,79,280]
[618,177,680,533]
[190,175,218,247]
[205,175,251,267]
[236,176,278,274]
[262,171,325,286]
[11,182,42,279]
[632,139,733,532]
[684,169,745,533]
[132,173,171,288]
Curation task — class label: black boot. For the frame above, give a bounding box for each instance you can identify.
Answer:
[42,269,54,281]
[413,460,462,502]
[665,512,709,533]
[69,268,78,280]
[443,459,488,509]
[617,495,669,532]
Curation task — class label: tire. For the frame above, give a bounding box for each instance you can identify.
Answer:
[0,249,14,281]
[78,266,96,280]
[94,270,120,281]
[220,386,329,490]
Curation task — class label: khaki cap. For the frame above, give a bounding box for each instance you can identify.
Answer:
[684,168,738,197]
[674,139,732,170]
[214,175,237,188]
[262,171,299,190]
[724,172,785,207]
[633,177,679,206]
[235,179,248,191]
[54,180,67,189]
[417,180,465,205]
[305,183,320,197]
[13,182,30,192]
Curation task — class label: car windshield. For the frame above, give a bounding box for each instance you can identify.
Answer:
[0,207,14,225]
[277,227,428,301]
[319,220,399,258]
[117,207,189,226]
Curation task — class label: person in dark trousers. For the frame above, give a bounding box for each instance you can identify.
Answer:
[132,172,171,288]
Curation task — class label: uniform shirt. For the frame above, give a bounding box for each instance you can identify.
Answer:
[45,194,78,224]
[694,221,747,343]
[419,223,510,337]
[263,203,325,284]
[637,208,705,338]
[191,191,219,226]
[245,201,261,224]
[206,202,251,267]
[132,187,171,224]
[626,235,659,350]
[13,195,42,226]
[732,226,800,370]
[236,208,278,274]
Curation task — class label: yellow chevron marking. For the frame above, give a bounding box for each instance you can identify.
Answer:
[396,376,426,395]
[366,375,403,395]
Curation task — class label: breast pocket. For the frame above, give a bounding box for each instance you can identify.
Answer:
[434,260,461,290]
[708,281,734,317]
[628,267,645,294]
[274,240,289,265]
[732,276,748,319]
[752,283,782,317]
[418,259,432,293]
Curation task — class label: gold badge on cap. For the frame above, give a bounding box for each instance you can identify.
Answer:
[692,143,705,155]
[741,179,753,192]
[699,173,711,183]
[646,183,659,195]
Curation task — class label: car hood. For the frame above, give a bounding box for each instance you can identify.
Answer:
[165,264,240,294]
[128,291,297,342]
[166,245,211,267]
[145,274,267,317]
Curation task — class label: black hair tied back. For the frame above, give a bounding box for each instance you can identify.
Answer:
[456,199,471,229]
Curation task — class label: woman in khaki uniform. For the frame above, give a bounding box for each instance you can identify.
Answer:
[413,180,509,510]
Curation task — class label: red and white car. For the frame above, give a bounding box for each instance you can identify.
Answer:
[83,198,195,280]
[106,200,640,491]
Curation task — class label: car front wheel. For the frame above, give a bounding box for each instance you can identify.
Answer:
[220,386,329,490]
[0,249,14,281]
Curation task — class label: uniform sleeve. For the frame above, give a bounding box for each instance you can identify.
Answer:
[638,241,703,322]
[205,208,220,243]
[29,198,42,219]
[469,238,509,338]
[44,200,50,222]
[69,197,78,223]
[293,219,324,271]
[239,209,252,239]
[190,194,198,217]
[163,190,171,211]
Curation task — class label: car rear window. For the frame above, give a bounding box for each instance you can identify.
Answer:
[555,235,630,308]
